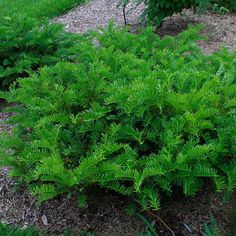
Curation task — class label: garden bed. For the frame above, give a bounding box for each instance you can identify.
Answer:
[1,1,236,235]
[0,161,234,235]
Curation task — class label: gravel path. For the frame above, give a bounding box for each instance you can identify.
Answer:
[53,0,143,34]
[54,1,236,53]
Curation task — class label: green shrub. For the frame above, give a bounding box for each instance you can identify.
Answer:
[0,222,93,236]
[127,0,235,25]
[0,223,39,236]
[1,25,236,210]
[0,0,84,19]
[0,16,81,89]
[129,0,208,25]
[210,0,236,12]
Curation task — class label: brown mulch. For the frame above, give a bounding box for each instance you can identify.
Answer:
[0,172,144,235]
[157,187,230,236]
[1,3,236,235]
[0,165,234,235]
[155,10,236,54]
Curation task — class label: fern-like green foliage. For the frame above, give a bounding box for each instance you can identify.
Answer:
[0,222,93,236]
[0,223,39,236]
[1,25,236,210]
[0,15,82,89]
[0,0,85,20]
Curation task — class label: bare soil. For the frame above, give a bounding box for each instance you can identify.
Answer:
[0,162,234,235]
[156,11,236,54]
[0,172,144,235]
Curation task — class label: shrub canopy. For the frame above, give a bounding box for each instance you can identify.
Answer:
[1,26,236,210]
[0,16,81,89]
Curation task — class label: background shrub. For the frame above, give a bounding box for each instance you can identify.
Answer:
[210,0,236,12]
[0,0,84,19]
[1,26,236,210]
[0,16,81,89]
[128,0,209,25]
[127,0,235,25]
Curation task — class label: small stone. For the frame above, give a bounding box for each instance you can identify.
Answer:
[41,214,49,225]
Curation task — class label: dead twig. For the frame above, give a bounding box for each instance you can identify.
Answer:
[122,5,127,26]
[23,198,37,221]
[148,212,176,236]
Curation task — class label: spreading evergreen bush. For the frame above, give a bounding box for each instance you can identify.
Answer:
[0,16,80,89]
[1,25,236,210]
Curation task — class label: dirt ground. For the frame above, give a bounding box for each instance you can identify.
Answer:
[1,2,236,236]
[156,11,236,54]
[0,161,234,235]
